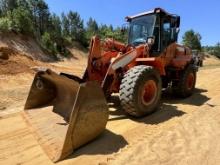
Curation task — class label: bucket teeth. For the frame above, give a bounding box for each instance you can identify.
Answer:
[23,69,109,162]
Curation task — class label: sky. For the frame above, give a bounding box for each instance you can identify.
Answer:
[45,0,220,46]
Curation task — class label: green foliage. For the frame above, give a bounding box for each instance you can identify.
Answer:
[67,11,87,45]
[182,29,202,50]
[99,24,114,38]
[41,32,57,54]
[203,43,220,58]
[113,27,128,43]
[0,0,17,15]
[9,7,33,34]
[86,17,99,41]
[97,24,128,43]
[61,13,70,37]
[48,14,62,41]
[213,43,220,58]
[31,0,50,35]
[0,17,12,32]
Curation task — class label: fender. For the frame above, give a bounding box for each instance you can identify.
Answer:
[135,57,166,75]
[171,55,192,69]
[101,49,138,91]
[101,44,147,92]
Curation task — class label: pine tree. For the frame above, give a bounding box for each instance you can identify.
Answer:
[213,43,220,58]
[7,0,17,11]
[49,14,62,39]
[67,11,86,44]
[29,0,50,35]
[7,5,33,34]
[182,30,202,50]
[61,12,70,37]
[86,17,98,40]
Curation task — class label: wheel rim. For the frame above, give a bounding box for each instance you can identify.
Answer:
[186,73,195,90]
[141,80,157,106]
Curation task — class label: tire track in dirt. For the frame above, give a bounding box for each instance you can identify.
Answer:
[108,102,220,165]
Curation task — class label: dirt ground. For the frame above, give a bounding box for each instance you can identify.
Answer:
[0,50,220,164]
[109,70,220,165]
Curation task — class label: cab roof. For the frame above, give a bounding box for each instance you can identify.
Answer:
[126,8,175,21]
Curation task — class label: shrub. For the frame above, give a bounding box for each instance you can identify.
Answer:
[9,7,33,34]
[0,17,12,32]
[41,32,57,55]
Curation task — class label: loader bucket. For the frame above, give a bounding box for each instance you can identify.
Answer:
[23,69,109,162]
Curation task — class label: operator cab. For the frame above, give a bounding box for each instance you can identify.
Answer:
[126,8,180,55]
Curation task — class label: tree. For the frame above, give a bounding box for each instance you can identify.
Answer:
[68,11,81,39]
[213,43,220,58]
[0,17,12,32]
[9,6,33,34]
[16,0,30,9]
[202,42,220,59]
[67,11,86,45]
[0,0,6,15]
[182,29,202,50]
[0,9,3,17]
[7,0,17,11]
[0,0,17,16]
[48,13,64,52]
[29,0,50,35]
[86,17,98,40]
[0,1,4,16]
[48,14,62,40]
[41,32,57,54]
[98,24,113,38]
[113,27,128,43]
[98,24,126,42]
[61,12,70,37]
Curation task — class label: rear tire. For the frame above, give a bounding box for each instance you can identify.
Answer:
[119,65,162,117]
[172,65,197,98]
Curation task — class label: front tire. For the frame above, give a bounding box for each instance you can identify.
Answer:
[119,65,162,117]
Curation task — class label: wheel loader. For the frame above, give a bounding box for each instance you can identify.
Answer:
[23,8,198,162]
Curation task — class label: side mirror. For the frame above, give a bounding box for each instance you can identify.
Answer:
[171,16,180,28]
[176,16,180,28]
[175,28,180,34]
[171,28,180,41]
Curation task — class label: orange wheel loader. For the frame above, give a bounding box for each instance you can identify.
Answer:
[23,8,198,162]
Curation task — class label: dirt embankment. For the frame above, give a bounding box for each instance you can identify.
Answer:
[0,46,47,75]
[203,53,220,66]
[0,33,87,116]
[0,32,55,75]
[0,32,88,75]
[0,32,52,61]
